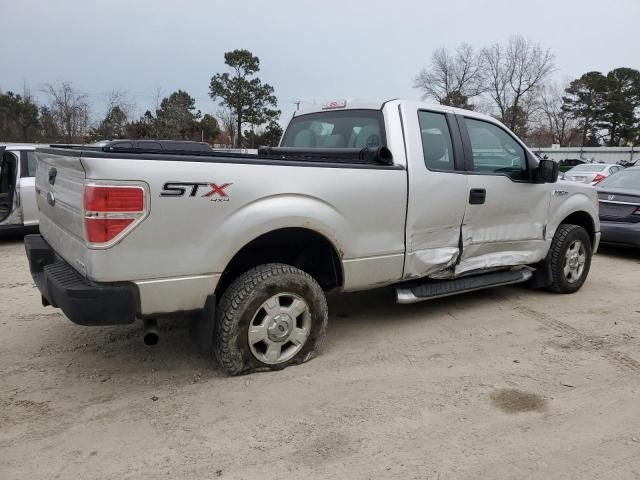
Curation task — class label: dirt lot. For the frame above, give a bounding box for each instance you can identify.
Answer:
[1,235,640,480]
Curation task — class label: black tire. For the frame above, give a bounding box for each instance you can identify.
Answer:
[213,263,328,376]
[547,224,592,294]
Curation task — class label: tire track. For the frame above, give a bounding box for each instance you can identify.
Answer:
[513,303,640,374]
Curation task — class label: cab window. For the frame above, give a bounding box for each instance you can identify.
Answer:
[464,118,528,180]
[418,111,455,171]
[281,110,385,149]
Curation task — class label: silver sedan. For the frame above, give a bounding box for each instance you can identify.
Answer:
[564,163,624,186]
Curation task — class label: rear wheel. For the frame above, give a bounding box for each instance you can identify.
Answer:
[213,263,328,375]
[547,224,592,293]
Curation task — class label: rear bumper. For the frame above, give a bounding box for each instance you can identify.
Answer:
[24,234,137,326]
[600,220,640,247]
[0,223,38,235]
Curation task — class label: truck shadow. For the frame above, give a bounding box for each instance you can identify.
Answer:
[326,285,515,340]
[34,284,522,381]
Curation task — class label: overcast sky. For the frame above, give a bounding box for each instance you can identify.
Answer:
[1,0,639,122]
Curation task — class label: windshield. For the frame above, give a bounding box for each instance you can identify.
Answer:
[597,169,640,190]
[281,110,385,149]
[569,164,607,172]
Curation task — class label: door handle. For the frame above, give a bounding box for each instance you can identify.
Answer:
[469,188,486,204]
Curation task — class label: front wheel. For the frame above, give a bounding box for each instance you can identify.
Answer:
[547,224,592,293]
[213,263,328,375]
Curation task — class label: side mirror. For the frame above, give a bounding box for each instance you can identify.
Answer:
[535,159,559,183]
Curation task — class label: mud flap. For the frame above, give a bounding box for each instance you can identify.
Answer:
[526,259,553,289]
[189,294,216,353]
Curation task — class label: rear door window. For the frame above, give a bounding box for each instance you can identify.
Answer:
[418,111,455,171]
[281,110,385,149]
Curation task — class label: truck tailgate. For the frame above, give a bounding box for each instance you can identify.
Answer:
[35,149,88,273]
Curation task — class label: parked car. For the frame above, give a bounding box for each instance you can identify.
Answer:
[564,163,624,186]
[596,166,640,247]
[0,143,40,233]
[618,159,637,168]
[25,99,599,375]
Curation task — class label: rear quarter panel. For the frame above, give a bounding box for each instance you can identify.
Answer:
[80,157,408,289]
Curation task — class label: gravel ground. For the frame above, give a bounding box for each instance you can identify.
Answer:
[1,234,640,479]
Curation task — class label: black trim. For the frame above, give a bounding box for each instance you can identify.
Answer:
[447,113,466,172]
[403,269,532,300]
[24,234,138,326]
[35,147,405,170]
[256,146,393,166]
[19,151,29,178]
[455,114,473,172]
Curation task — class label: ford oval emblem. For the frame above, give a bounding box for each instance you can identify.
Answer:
[46,191,56,206]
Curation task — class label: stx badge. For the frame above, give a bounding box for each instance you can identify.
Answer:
[160,182,233,202]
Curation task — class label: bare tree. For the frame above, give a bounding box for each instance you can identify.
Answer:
[152,86,163,113]
[41,82,90,143]
[481,35,555,136]
[537,83,578,146]
[216,108,237,147]
[414,43,485,108]
[103,90,134,120]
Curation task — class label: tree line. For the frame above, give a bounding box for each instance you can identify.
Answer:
[413,35,640,147]
[2,40,639,148]
[0,49,282,148]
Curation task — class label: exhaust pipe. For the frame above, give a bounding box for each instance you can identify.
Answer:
[143,319,159,346]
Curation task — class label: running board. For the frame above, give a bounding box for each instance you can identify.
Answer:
[396,269,533,304]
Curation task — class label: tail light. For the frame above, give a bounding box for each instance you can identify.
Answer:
[83,183,148,247]
[592,174,606,184]
[633,208,640,216]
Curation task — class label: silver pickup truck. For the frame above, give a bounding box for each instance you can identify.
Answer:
[25,100,600,375]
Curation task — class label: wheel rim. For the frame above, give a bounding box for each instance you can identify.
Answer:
[247,293,311,365]
[563,239,586,284]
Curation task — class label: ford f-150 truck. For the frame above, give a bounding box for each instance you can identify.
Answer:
[25,100,600,375]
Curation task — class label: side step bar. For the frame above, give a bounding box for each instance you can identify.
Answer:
[396,269,532,304]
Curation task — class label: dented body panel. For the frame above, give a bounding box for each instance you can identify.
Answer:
[456,175,551,275]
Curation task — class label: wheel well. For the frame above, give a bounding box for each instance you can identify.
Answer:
[561,211,596,245]
[215,228,344,297]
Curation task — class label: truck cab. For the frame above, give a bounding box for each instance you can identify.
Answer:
[0,144,40,233]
